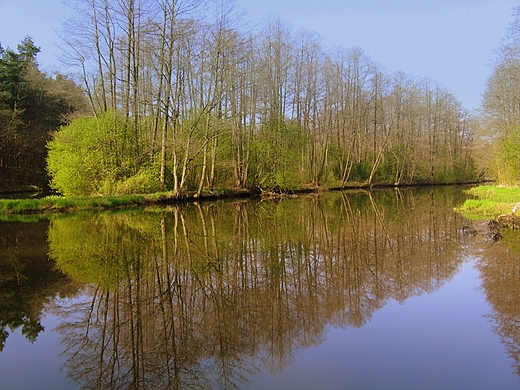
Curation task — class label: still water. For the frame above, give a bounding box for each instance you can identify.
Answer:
[0,187,519,389]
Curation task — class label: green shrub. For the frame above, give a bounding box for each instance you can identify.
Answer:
[117,168,162,194]
[47,110,137,196]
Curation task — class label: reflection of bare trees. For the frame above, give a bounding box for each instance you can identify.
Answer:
[49,188,466,389]
[475,229,520,377]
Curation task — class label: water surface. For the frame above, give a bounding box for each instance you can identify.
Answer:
[0,187,518,389]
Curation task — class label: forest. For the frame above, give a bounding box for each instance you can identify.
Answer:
[0,38,87,192]
[2,0,520,196]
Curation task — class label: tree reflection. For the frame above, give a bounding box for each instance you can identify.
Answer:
[48,188,467,389]
[475,228,520,377]
[0,220,78,351]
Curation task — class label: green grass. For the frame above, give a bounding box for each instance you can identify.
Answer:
[0,189,252,215]
[456,185,520,220]
[466,185,520,203]
[0,194,153,214]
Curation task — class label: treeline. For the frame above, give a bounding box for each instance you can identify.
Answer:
[49,0,476,196]
[481,5,520,184]
[0,38,87,192]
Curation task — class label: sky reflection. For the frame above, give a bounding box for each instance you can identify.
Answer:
[248,261,517,390]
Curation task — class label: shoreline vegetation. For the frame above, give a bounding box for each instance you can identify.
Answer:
[3,5,520,234]
[0,181,488,216]
[456,185,520,235]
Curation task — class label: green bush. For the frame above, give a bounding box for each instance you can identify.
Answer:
[350,161,371,182]
[47,111,137,196]
[251,121,304,190]
[117,168,162,194]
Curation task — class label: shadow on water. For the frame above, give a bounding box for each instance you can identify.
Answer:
[41,187,469,389]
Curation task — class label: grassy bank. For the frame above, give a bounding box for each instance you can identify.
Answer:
[456,185,520,220]
[0,189,253,215]
[0,194,150,214]
[1,183,494,216]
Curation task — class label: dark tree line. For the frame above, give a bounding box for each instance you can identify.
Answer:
[0,37,87,192]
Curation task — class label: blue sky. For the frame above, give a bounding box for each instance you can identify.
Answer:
[0,0,517,110]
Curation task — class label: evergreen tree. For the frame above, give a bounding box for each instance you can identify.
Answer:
[0,37,87,192]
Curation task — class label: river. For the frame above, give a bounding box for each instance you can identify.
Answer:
[0,186,518,389]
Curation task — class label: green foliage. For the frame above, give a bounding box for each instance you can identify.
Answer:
[116,167,163,194]
[253,121,304,190]
[456,185,520,219]
[47,111,137,196]
[0,214,48,223]
[467,185,520,203]
[453,157,477,183]
[430,152,474,184]
[48,214,132,288]
[495,128,520,185]
[0,37,87,191]
[379,145,416,184]
[433,163,456,184]
[455,198,508,220]
[16,36,40,64]
[350,161,371,182]
[0,42,26,107]
[0,193,151,214]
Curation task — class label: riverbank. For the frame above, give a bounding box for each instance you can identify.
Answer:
[456,185,520,220]
[0,181,486,216]
[0,188,256,215]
